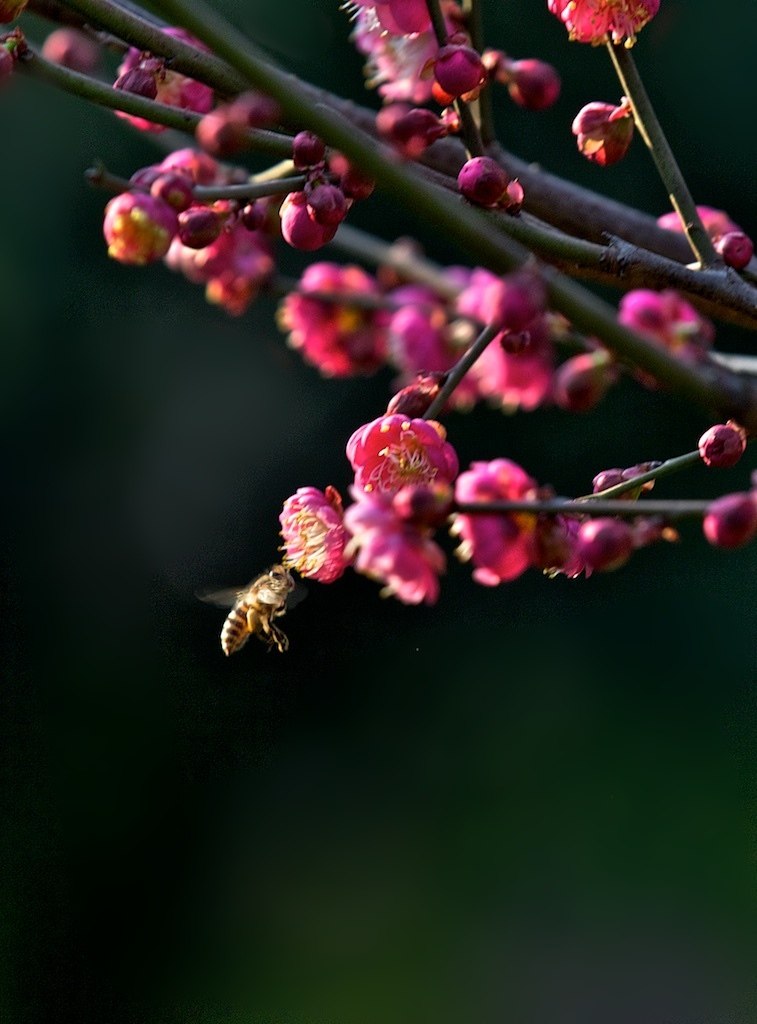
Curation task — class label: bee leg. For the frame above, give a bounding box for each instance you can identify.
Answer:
[269,623,289,653]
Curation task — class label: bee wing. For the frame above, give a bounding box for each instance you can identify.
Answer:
[285,580,308,611]
[196,586,244,609]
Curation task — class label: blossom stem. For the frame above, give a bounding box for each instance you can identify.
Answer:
[605,41,718,269]
[455,498,710,517]
[329,223,460,298]
[85,160,306,201]
[575,450,702,501]
[423,322,501,420]
[18,45,293,156]
[462,0,493,147]
[424,0,485,158]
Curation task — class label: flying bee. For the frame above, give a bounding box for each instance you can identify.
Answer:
[198,564,301,656]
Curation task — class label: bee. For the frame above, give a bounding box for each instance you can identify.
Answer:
[198,564,299,655]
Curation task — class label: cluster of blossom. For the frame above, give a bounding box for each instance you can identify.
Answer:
[278,415,755,605]
[4,0,756,612]
[277,254,725,417]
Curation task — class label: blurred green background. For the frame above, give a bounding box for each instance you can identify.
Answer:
[2,1,756,1021]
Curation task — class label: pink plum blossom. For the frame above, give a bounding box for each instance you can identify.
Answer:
[548,0,660,46]
[347,414,459,496]
[279,486,351,583]
[343,488,445,604]
[451,459,538,585]
[277,262,389,377]
[618,289,714,366]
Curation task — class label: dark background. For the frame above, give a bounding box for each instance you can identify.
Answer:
[2,1,756,1021]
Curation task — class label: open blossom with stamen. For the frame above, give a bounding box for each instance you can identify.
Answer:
[347,414,459,496]
[348,4,461,103]
[343,488,445,604]
[277,262,389,377]
[279,486,351,583]
[548,0,660,46]
[451,458,538,585]
[115,27,214,133]
[103,192,178,265]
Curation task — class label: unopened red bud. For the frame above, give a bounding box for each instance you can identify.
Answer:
[698,421,747,468]
[392,483,454,528]
[592,469,625,494]
[554,351,616,413]
[703,493,757,549]
[177,207,224,248]
[41,27,100,74]
[150,171,194,212]
[227,90,281,128]
[240,201,265,231]
[280,190,337,251]
[505,59,561,110]
[292,130,326,169]
[500,178,525,214]
[576,518,634,572]
[196,106,249,157]
[457,155,509,207]
[386,373,445,417]
[572,99,634,167]
[114,65,158,100]
[434,42,484,98]
[331,156,375,201]
[376,104,447,159]
[714,231,754,270]
[306,183,349,227]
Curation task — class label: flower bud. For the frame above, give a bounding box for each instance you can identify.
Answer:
[306,183,349,227]
[433,42,485,98]
[553,351,616,412]
[504,58,561,110]
[195,105,251,157]
[376,104,447,159]
[457,156,510,207]
[280,191,337,251]
[226,90,281,128]
[240,202,265,231]
[386,374,446,418]
[500,178,525,214]
[150,171,194,212]
[714,231,754,270]
[592,468,625,494]
[572,98,634,166]
[292,130,326,169]
[177,207,224,249]
[114,65,158,100]
[698,422,747,468]
[703,493,757,549]
[41,27,100,74]
[576,518,634,572]
[330,155,375,201]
